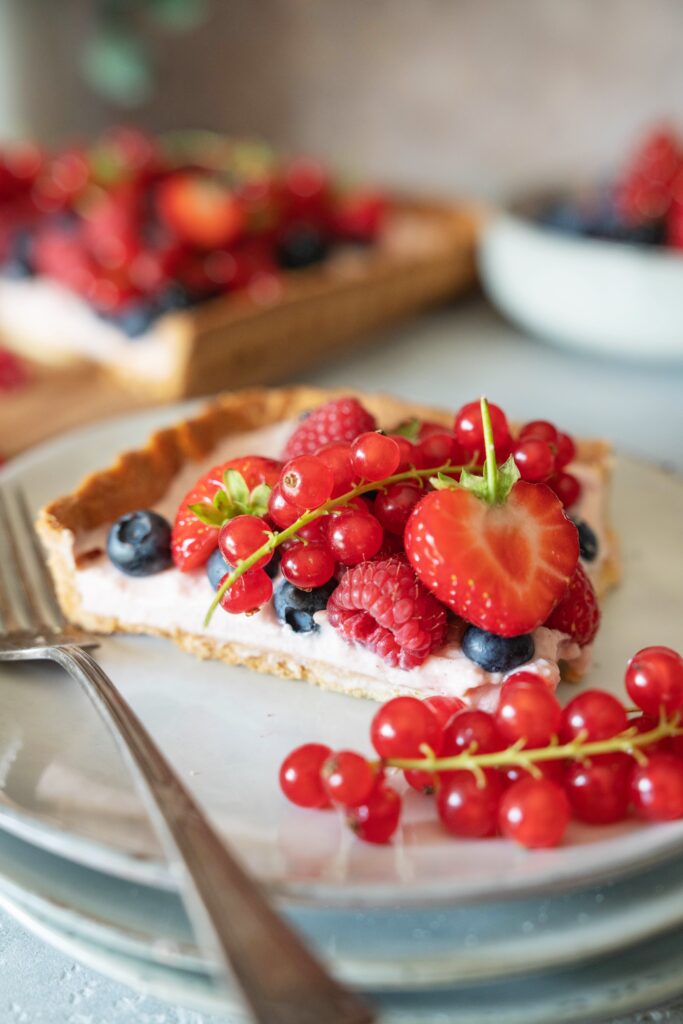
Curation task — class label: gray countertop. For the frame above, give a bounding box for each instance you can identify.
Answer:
[1,298,682,1023]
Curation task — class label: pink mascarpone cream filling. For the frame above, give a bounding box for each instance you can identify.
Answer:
[70,421,605,706]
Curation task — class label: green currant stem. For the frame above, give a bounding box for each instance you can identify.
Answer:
[480,395,499,504]
[204,458,468,627]
[386,714,682,780]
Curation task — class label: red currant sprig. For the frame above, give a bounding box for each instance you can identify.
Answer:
[279,646,683,849]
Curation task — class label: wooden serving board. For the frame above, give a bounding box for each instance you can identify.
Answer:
[0,361,154,460]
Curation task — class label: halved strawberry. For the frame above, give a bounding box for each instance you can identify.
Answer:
[405,480,579,637]
[172,455,281,571]
[156,172,245,250]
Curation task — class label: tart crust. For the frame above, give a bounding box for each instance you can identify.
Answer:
[37,387,620,698]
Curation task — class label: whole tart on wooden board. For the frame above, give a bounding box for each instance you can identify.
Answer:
[37,387,619,705]
[0,198,477,402]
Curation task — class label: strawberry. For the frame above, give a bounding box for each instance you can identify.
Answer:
[404,399,579,637]
[172,456,281,571]
[283,397,376,459]
[156,172,245,250]
[332,190,386,242]
[616,127,683,224]
[545,563,600,646]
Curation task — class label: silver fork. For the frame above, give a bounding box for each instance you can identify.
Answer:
[0,488,373,1024]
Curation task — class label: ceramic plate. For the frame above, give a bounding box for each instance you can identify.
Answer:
[0,407,682,911]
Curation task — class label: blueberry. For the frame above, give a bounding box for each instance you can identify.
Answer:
[115,302,159,338]
[571,517,598,562]
[461,626,535,673]
[2,229,34,278]
[274,580,336,633]
[107,510,172,576]
[206,546,280,589]
[277,223,329,269]
[155,282,196,314]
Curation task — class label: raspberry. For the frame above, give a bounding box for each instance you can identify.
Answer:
[545,563,600,646]
[0,348,28,391]
[283,397,376,460]
[327,556,448,669]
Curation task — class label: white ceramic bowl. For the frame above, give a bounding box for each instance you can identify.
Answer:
[479,200,683,362]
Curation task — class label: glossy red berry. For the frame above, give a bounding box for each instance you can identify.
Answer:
[315,442,356,497]
[437,768,504,838]
[423,695,466,731]
[417,431,467,470]
[374,482,423,535]
[327,510,383,564]
[347,783,402,844]
[494,679,562,747]
[351,432,401,481]
[564,753,632,824]
[370,696,442,760]
[560,690,628,743]
[441,709,503,757]
[554,432,577,469]
[268,484,301,529]
[630,754,683,821]
[498,777,570,848]
[550,471,582,509]
[519,420,559,445]
[454,400,510,459]
[218,569,272,614]
[625,646,683,718]
[219,515,272,571]
[321,751,376,807]
[281,455,334,509]
[392,435,423,471]
[281,542,335,589]
[279,743,332,808]
[513,439,556,483]
[502,760,564,787]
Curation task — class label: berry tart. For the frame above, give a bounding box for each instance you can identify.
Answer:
[0,129,475,399]
[37,388,618,708]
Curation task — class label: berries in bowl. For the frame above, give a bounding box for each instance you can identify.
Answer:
[37,387,617,709]
[479,124,683,362]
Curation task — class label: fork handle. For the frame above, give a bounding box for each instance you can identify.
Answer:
[48,644,373,1024]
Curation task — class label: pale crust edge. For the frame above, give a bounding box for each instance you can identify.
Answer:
[37,386,620,700]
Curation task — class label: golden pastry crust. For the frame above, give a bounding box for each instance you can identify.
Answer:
[37,387,619,700]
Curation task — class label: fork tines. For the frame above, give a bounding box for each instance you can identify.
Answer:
[0,488,65,636]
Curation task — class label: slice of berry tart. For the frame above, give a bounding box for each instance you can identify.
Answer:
[37,388,619,708]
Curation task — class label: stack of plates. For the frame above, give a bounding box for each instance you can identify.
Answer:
[0,409,682,1023]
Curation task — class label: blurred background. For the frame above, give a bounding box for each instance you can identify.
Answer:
[2,0,682,197]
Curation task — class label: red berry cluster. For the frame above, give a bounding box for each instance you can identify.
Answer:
[615,126,683,248]
[512,419,581,508]
[0,128,387,324]
[280,646,683,849]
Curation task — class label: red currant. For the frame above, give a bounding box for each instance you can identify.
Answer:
[321,750,376,807]
[502,760,564,786]
[315,442,356,497]
[351,432,400,481]
[281,542,335,589]
[347,783,402,844]
[437,768,504,838]
[441,709,503,757]
[513,439,556,483]
[218,569,272,614]
[550,471,582,509]
[554,432,577,469]
[454,400,511,459]
[519,420,558,445]
[502,670,546,689]
[495,678,562,747]
[219,515,272,571]
[374,482,422,535]
[370,696,442,759]
[281,455,334,509]
[392,435,423,471]
[279,743,332,808]
[268,484,301,529]
[560,690,628,743]
[630,754,683,821]
[417,431,467,470]
[630,713,669,755]
[283,518,327,546]
[327,511,383,564]
[498,777,570,848]
[423,695,466,731]
[404,767,438,795]
[564,753,632,824]
[625,645,683,717]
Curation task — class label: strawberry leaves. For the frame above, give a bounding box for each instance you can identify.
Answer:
[430,399,520,504]
[189,469,272,527]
